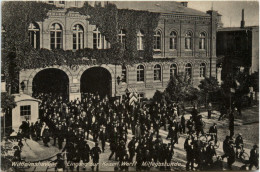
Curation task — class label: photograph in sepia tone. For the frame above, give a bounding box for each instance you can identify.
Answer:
[1,1,259,171]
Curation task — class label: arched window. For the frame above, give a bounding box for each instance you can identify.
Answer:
[185,31,192,50]
[154,64,161,81]
[121,65,127,83]
[137,65,144,82]
[153,31,161,50]
[199,32,206,50]
[137,30,144,50]
[170,64,178,78]
[50,23,63,49]
[73,24,84,50]
[28,23,40,49]
[170,31,177,50]
[118,29,126,49]
[185,63,192,77]
[200,63,206,78]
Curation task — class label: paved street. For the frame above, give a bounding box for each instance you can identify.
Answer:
[19,107,258,171]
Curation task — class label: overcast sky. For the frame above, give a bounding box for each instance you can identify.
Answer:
[188,1,259,27]
[113,0,259,27]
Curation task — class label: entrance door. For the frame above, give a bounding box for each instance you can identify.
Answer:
[80,67,112,98]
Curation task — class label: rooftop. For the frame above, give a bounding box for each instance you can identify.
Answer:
[218,25,259,32]
[112,1,210,16]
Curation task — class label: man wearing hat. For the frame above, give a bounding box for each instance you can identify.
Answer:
[209,123,218,144]
[249,144,259,170]
[128,137,136,162]
[91,142,102,171]
[235,133,244,158]
[227,140,236,170]
[54,153,65,172]
[99,126,106,153]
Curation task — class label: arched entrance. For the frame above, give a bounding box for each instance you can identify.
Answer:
[80,67,112,98]
[32,68,69,100]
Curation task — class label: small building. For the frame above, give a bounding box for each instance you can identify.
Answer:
[12,93,41,132]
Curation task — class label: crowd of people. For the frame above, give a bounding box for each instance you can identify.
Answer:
[14,92,258,171]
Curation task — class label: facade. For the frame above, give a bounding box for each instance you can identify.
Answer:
[19,1,220,101]
[217,9,259,79]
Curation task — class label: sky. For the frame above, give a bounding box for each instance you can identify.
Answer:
[113,0,259,28]
[188,1,259,27]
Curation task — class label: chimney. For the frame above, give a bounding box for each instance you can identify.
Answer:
[241,9,245,28]
[181,2,188,7]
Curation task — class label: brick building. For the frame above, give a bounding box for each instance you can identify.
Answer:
[19,1,221,101]
[217,9,259,80]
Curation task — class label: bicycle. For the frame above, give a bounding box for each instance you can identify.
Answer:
[199,133,220,149]
[236,144,250,164]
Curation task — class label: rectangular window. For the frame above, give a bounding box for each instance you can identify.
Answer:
[20,105,31,116]
[48,1,54,4]
[73,33,77,50]
[59,1,65,4]
[137,70,144,82]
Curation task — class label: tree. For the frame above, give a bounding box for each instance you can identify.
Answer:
[166,74,199,104]
[1,92,17,113]
[198,77,220,106]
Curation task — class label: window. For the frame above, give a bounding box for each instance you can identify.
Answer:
[28,23,40,49]
[121,65,127,83]
[137,65,144,82]
[50,23,63,49]
[20,105,31,116]
[199,32,206,50]
[59,1,65,4]
[154,64,161,81]
[185,31,192,50]
[200,63,206,78]
[93,28,110,49]
[93,28,102,49]
[48,1,54,4]
[73,24,84,50]
[185,63,192,77]
[137,30,144,50]
[138,93,144,102]
[118,29,126,49]
[170,64,178,78]
[170,31,177,50]
[153,31,161,50]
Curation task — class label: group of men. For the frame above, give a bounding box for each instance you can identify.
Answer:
[15,92,258,171]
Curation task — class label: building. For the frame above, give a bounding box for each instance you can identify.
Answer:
[19,1,221,101]
[217,9,259,80]
[12,94,41,131]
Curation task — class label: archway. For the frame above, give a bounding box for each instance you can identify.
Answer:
[80,67,112,98]
[32,68,69,100]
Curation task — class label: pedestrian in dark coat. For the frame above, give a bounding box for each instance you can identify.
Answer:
[128,137,136,162]
[206,143,216,166]
[42,126,50,147]
[99,127,106,152]
[227,141,236,170]
[181,115,185,134]
[249,145,259,170]
[91,142,102,171]
[186,144,195,171]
